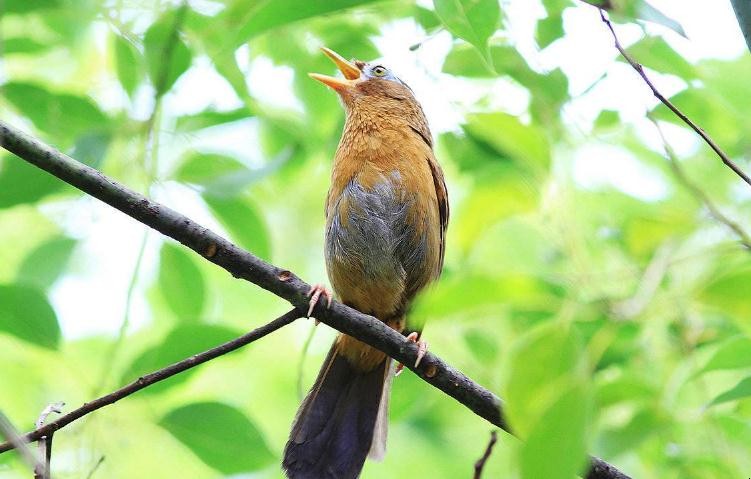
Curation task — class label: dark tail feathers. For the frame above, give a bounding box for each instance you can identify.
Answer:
[283,344,389,479]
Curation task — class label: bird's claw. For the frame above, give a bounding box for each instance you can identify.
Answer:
[395,332,428,376]
[307,284,333,319]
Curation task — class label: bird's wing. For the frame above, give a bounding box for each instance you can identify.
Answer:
[427,152,449,274]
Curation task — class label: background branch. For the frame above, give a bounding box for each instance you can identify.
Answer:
[590,5,751,187]
[473,430,498,479]
[649,116,751,250]
[0,121,629,479]
[0,309,301,454]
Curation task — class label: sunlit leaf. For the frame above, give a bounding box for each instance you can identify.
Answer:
[160,402,275,473]
[16,236,77,290]
[114,34,142,98]
[709,376,751,406]
[228,0,381,44]
[0,284,60,349]
[175,108,250,132]
[158,243,206,321]
[121,324,240,394]
[698,336,751,375]
[144,7,192,96]
[625,36,696,80]
[174,152,249,186]
[536,15,564,49]
[433,0,501,68]
[701,267,751,326]
[203,194,272,261]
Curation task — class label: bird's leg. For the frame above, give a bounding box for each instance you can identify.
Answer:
[307,284,333,323]
[395,332,428,376]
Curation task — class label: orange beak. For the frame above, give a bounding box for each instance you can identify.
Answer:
[309,47,361,93]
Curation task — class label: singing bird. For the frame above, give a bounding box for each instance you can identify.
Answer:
[282,47,449,479]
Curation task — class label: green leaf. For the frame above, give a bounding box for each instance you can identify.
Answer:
[228,0,381,44]
[625,36,696,80]
[16,237,77,290]
[632,0,687,38]
[505,322,586,437]
[160,402,275,474]
[158,243,206,320]
[3,0,60,14]
[144,7,192,96]
[121,324,239,394]
[2,37,49,55]
[3,83,109,141]
[463,329,499,362]
[174,152,249,186]
[463,112,551,172]
[594,110,620,130]
[433,0,501,68]
[114,34,142,98]
[709,376,751,406]
[520,384,590,479]
[443,43,532,79]
[536,15,564,49]
[175,108,250,132]
[598,408,663,457]
[701,268,751,326]
[0,284,60,349]
[0,154,63,208]
[203,194,271,260]
[699,336,751,375]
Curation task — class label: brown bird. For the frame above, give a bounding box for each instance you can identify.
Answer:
[282,47,449,479]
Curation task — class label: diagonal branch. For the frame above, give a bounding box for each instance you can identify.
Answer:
[0,121,629,479]
[0,309,301,454]
[590,5,751,187]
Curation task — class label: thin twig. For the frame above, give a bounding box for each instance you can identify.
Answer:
[649,116,751,250]
[473,430,498,479]
[0,121,630,479]
[0,309,301,454]
[85,456,105,479]
[593,7,751,187]
[33,402,64,479]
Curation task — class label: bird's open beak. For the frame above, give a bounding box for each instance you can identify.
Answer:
[309,47,361,93]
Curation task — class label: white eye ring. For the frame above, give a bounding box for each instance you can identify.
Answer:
[372,65,387,77]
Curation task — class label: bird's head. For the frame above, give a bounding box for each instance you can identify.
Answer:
[309,47,422,117]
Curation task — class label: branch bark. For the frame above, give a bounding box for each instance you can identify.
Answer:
[590,6,751,187]
[0,121,629,479]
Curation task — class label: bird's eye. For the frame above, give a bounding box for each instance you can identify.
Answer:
[371,65,387,77]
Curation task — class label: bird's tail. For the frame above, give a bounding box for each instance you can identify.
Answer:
[283,340,392,479]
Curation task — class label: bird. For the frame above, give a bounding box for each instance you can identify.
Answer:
[282,47,449,479]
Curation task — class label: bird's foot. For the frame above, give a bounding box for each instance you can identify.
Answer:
[396,332,428,376]
[307,284,333,322]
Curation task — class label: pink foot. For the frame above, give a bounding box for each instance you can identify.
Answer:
[396,332,428,376]
[307,283,333,319]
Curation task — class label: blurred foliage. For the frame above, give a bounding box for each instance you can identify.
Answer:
[1,1,751,478]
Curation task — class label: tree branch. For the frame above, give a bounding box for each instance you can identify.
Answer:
[648,116,751,250]
[590,6,751,187]
[0,121,629,479]
[0,309,301,454]
[473,430,498,479]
